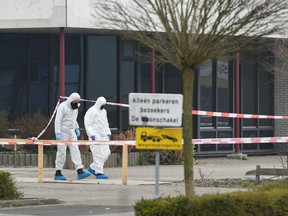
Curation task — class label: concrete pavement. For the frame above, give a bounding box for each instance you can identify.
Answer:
[0,155,286,215]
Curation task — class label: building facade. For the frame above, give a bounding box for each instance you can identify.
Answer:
[0,0,285,156]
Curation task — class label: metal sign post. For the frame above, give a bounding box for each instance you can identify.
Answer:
[155,149,160,200]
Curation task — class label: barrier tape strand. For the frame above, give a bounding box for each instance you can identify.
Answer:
[1,137,288,145]
[33,99,61,141]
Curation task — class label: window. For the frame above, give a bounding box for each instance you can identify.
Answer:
[258,55,274,126]
[120,61,136,129]
[86,35,117,128]
[217,60,231,127]
[241,54,257,127]
[0,35,27,118]
[163,64,182,94]
[199,132,216,152]
[199,61,213,127]
[217,131,233,151]
[241,52,274,153]
[122,40,135,58]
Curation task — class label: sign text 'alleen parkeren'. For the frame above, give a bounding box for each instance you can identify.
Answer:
[129,93,183,127]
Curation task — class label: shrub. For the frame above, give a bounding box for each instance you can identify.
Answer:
[134,182,288,216]
[138,150,183,165]
[0,111,10,138]
[0,171,23,200]
[0,111,13,152]
[12,111,55,154]
[13,110,55,140]
[0,108,58,160]
[112,127,136,153]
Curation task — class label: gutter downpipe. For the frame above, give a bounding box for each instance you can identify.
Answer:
[235,51,240,154]
[60,0,67,102]
[150,48,155,93]
[60,27,65,102]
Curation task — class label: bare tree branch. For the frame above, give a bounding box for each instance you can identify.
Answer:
[268,39,288,78]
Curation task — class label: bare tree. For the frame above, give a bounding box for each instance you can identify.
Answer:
[269,39,288,78]
[93,0,288,196]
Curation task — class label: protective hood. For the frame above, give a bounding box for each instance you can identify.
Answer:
[65,93,81,108]
[54,92,80,135]
[94,97,106,109]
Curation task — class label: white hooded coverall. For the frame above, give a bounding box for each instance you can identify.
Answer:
[84,97,111,174]
[54,92,84,171]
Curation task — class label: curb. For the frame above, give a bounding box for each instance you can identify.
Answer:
[0,198,62,208]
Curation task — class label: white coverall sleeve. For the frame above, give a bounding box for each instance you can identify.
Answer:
[84,109,95,137]
[75,113,79,130]
[105,111,111,135]
[54,105,64,134]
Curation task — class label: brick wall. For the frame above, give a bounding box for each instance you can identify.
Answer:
[274,59,288,153]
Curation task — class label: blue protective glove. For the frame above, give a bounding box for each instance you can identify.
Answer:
[91,135,96,141]
[55,133,61,140]
[75,129,80,137]
[107,134,111,140]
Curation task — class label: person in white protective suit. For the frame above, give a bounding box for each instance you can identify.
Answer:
[54,92,91,181]
[84,96,111,179]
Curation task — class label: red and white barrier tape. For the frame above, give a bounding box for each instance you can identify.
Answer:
[33,99,61,141]
[1,137,288,145]
[60,96,130,107]
[192,137,288,145]
[106,102,130,108]
[0,139,136,146]
[191,110,288,119]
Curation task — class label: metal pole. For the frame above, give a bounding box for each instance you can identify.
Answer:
[151,48,155,93]
[151,49,159,199]
[155,149,160,199]
[235,51,240,154]
[60,27,65,101]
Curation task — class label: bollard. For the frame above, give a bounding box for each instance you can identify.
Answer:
[38,144,43,183]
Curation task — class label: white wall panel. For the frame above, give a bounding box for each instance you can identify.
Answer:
[66,0,100,28]
[0,0,66,28]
